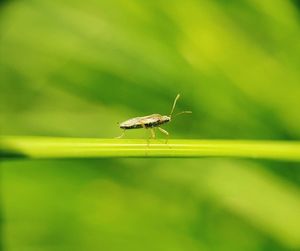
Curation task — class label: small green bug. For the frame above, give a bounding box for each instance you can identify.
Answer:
[117,94,192,139]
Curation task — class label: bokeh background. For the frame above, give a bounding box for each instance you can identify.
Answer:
[1,0,300,250]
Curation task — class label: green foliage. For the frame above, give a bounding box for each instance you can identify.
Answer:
[1,0,300,250]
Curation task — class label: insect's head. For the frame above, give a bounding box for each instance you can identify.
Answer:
[161,115,171,122]
[169,94,192,119]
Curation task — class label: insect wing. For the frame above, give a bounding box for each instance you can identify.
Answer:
[120,117,143,127]
[139,114,161,125]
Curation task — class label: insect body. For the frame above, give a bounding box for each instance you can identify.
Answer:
[120,114,170,129]
[117,94,191,139]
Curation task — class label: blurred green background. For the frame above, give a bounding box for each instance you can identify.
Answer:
[1,0,300,250]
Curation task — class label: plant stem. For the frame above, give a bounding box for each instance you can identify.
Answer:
[1,136,300,161]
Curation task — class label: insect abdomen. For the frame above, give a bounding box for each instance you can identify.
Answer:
[120,124,143,129]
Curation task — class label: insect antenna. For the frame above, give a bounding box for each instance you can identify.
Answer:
[169,94,192,119]
[173,110,192,119]
[169,94,181,118]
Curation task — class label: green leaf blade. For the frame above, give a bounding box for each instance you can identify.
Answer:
[1,136,300,161]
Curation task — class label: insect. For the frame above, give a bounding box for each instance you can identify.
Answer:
[116,94,192,139]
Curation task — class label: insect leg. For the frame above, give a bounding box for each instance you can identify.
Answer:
[158,127,169,143]
[150,128,156,139]
[115,129,126,139]
[139,121,151,145]
[158,127,169,136]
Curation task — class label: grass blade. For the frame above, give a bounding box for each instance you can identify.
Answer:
[1,136,300,161]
